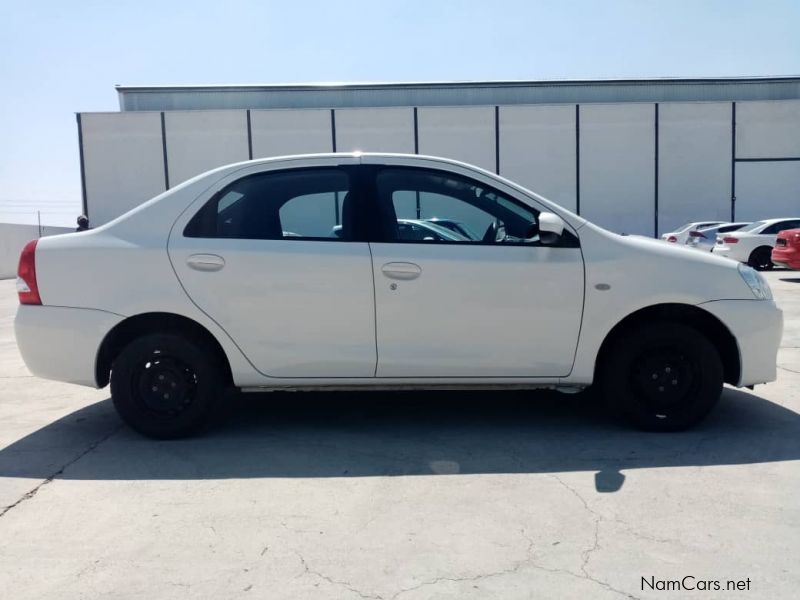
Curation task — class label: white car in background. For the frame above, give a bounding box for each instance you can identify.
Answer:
[661,221,725,244]
[14,153,782,438]
[713,218,800,270]
[686,222,750,252]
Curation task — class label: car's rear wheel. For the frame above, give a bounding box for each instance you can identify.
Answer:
[110,333,224,439]
[748,246,774,271]
[599,323,723,431]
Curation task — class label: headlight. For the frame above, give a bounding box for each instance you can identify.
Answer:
[738,264,773,300]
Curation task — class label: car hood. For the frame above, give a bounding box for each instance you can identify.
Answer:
[578,222,758,303]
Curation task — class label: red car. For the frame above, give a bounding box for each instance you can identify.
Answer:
[771,228,800,269]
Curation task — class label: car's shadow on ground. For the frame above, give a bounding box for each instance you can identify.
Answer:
[3,387,800,492]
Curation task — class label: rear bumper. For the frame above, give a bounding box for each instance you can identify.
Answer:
[771,247,800,269]
[14,305,123,387]
[699,299,783,387]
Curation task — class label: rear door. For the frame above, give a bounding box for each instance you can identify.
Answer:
[364,163,585,378]
[169,162,377,378]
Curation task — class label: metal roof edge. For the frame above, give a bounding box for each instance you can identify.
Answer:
[114,76,800,94]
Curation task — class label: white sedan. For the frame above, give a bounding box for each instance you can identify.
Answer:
[15,153,782,438]
[712,217,800,270]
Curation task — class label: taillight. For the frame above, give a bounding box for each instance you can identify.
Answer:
[16,239,41,305]
[689,231,706,239]
[722,236,739,244]
[667,235,677,242]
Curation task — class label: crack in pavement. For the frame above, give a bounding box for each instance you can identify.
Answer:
[0,423,123,519]
[291,525,639,600]
[294,550,382,600]
[548,474,641,599]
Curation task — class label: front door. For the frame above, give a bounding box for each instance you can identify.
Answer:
[366,165,585,378]
[169,165,376,378]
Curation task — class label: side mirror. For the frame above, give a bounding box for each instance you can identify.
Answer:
[538,212,566,246]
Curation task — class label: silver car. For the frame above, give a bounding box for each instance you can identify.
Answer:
[686,222,751,252]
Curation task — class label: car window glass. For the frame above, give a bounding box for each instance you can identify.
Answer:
[770,220,800,234]
[185,169,351,240]
[764,221,794,234]
[742,221,766,233]
[375,168,540,244]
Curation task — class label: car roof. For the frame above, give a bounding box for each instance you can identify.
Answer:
[761,217,800,223]
[697,221,749,230]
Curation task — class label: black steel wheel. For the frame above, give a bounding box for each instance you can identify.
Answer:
[599,322,723,431]
[111,333,224,438]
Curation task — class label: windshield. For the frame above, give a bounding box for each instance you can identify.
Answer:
[741,221,766,232]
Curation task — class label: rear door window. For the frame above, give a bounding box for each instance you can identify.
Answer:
[185,168,359,241]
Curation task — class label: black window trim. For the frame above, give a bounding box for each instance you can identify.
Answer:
[183,165,374,243]
[364,165,580,248]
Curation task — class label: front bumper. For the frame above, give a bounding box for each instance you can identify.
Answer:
[699,299,783,386]
[14,305,124,387]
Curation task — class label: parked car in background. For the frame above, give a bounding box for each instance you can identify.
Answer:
[14,153,782,438]
[713,218,800,270]
[771,228,800,269]
[424,218,481,241]
[661,221,725,244]
[686,222,750,252]
[334,219,470,242]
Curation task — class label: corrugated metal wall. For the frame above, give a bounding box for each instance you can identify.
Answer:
[78,98,800,235]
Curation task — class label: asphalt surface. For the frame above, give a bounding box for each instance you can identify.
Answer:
[1,272,799,599]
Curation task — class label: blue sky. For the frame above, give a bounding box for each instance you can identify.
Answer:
[1,0,798,225]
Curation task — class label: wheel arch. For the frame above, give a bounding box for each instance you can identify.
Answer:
[594,303,740,386]
[95,312,233,388]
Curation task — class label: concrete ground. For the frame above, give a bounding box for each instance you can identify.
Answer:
[0,274,799,600]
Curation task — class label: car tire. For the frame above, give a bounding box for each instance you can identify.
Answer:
[748,246,774,271]
[599,322,723,431]
[110,332,225,439]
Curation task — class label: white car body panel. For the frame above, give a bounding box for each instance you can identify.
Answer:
[14,153,782,392]
[169,237,377,377]
[560,223,778,384]
[699,299,781,385]
[370,242,584,377]
[14,305,124,387]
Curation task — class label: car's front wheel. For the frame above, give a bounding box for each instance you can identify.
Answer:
[110,333,224,439]
[599,323,723,431]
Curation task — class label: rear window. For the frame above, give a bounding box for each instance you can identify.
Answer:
[741,221,766,233]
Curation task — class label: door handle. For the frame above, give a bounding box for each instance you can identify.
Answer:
[381,262,422,280]
[186,254,225,272]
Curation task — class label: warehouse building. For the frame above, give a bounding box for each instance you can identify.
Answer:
[78,77,800,236]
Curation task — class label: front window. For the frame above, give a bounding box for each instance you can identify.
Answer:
[374,168,542,245]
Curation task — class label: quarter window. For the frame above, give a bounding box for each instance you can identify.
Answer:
[185,168,354,240]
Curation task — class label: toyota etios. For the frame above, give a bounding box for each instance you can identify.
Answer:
[15,154,782,438]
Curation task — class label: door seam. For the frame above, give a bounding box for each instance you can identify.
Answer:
[367,242,380,377]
